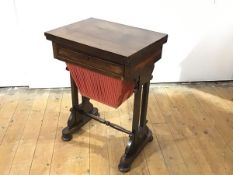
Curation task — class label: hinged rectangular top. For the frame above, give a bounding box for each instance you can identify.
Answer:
[45,18,168,65]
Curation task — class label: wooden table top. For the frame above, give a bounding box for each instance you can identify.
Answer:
[45,18,168,65]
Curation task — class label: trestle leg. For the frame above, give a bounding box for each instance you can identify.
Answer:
[118,82,153,172]
[62,75,99,141]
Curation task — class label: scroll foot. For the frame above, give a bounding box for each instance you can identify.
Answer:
[61,98,99,141]
[118,127,153,172]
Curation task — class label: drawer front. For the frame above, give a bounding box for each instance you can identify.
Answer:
[53,43,124,79]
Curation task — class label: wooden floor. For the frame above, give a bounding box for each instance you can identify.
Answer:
[0,83,233,175]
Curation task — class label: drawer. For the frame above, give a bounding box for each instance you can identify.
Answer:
[53,43,124,79]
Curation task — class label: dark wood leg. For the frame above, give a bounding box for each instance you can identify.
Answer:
[118,81,153,172]
[62,75,99,141]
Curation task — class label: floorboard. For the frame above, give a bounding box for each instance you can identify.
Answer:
[0,83,232,175]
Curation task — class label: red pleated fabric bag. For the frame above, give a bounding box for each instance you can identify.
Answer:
[67,63,134,108]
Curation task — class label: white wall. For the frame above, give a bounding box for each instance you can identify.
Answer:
[0,0,233,88]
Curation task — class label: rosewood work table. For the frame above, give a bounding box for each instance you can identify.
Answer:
[45,18,168,172]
